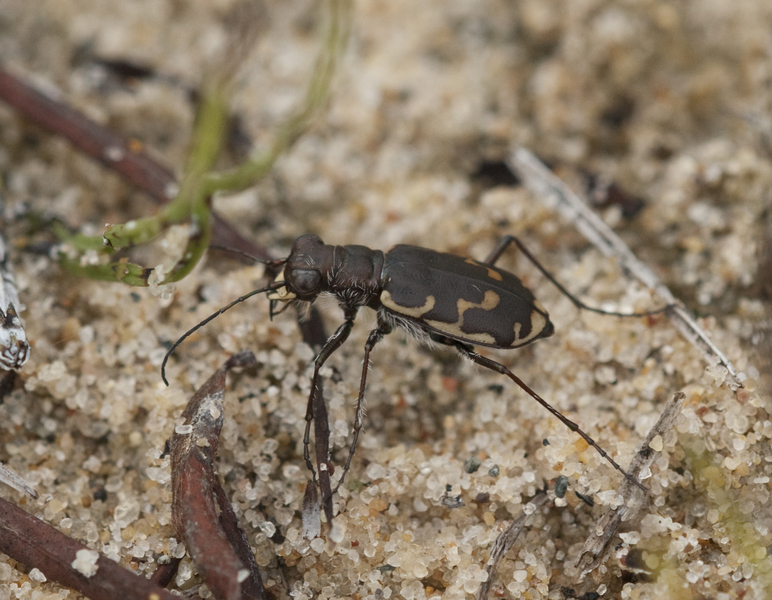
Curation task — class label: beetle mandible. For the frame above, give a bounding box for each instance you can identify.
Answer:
[163,234,666,491]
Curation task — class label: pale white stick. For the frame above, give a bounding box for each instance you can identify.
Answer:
[507,146,742,390]
[0,461,38,499]
[574,391,686,577]
[477,491,549,600]
[0,212,33,496]
[0,233,29,371]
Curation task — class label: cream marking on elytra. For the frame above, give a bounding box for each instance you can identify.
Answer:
[380,290,435,318]
[425,289,500,345]
[511,309,548,346]
[465,257,503,281]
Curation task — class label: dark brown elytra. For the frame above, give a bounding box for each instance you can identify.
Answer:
[163,234,668,494]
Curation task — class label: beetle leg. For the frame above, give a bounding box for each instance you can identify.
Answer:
[332,318,392,496]
[484,235,671,318]
[482,234,517,266]
[304,309,356,479]
[429,332,472,350]
[453,343,647,493]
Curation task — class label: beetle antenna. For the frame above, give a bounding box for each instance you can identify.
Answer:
[208,245,281,266]
[161,280,286,386]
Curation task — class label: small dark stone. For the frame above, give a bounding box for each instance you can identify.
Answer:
[464,456,481,473]
[554,475,569,499]
[475,492,491,504]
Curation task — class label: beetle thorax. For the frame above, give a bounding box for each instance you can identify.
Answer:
[281,235,385,311]
[327,244,385,310]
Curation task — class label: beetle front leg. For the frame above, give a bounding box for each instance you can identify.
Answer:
[303,309,356,479]
[332,318,392,495]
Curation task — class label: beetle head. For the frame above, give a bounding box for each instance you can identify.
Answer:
[268,234,334,303]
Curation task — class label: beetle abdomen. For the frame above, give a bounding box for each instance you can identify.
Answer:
[380,245,553,348]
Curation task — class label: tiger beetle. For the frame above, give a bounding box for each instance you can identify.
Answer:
[162,234,669,493]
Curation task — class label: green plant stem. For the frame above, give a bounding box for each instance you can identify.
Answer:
[56,0,352,287]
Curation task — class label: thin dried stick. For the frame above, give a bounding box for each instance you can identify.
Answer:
[0,462,37,499]
[0,223,35,497]
[0,64,270,263]
[477,491,550,600]
[302,479,321,540]
[312,377,335,529]
[575,391,686,577]
[507,146,743,390]
[0,231,29,371]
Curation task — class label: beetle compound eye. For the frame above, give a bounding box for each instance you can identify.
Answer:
[290,269,323,297]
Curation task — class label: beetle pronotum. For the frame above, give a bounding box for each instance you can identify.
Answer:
[163,234,669,492]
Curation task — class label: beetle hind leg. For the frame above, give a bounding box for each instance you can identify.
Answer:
[452,342,647,492]
[484,235,671,318]
[483,234,517,266]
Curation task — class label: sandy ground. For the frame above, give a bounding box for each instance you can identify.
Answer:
[0,0,771,598]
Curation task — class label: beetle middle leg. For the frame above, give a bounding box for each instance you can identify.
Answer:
[484,235,670,318]
[331,318,393,496]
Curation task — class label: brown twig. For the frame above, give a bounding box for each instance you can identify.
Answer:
[0,496,180,600]
[0,64,328,345]
[0,64,268,262]
[170,350,267,600]
[149,557,181,588]
[312,378,335,529]
[212,482,267,600]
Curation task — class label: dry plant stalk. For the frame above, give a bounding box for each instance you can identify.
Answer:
[170,350,267,600]
[477,492,550,600]
[574,391,687,577]
[0,497,179,600]
[507,146,743,390]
